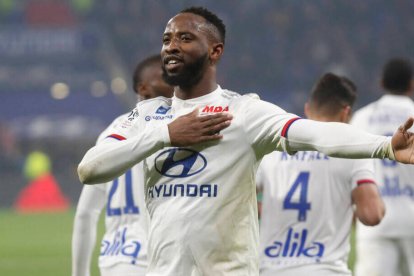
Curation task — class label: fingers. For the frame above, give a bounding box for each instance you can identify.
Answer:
[200,114,233,128]
[198,133,224,143]
[203,120,232,135]
[400,117,414,132]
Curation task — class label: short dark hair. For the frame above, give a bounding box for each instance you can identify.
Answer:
[132,54,162,93]
[180,6,226,45]
[382,58,413,94]
[309,73,357,116]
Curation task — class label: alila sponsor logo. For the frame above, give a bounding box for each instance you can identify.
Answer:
[201,105,229,113]
[100,227,141,264]
[381,176,414,199]
[264,228,325,261]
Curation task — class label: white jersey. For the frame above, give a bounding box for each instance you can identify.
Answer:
[72,114,149,275]
[107,86,298,276]
[97,115,149,269]
[352,94,414,238]
[257,151,376,275]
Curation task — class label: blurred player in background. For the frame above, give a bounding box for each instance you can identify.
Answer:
[78,7,414,276]
[352,58,414,276]
[72,54,173,276]
[256,73,385,276]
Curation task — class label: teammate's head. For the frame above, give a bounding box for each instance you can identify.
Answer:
[305,73,357,123]
[132,54,174,101]
[381,58,414,95]
[161,6,225,88]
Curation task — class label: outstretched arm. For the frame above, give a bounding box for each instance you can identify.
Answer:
[78,109,233,184]
[282,118,414,161]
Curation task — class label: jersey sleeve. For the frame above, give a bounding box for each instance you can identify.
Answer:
[241,97,300,158]
[78,104,170,184]
[72,184,106,276]
[350,159,377,190]
[283,119,394,160]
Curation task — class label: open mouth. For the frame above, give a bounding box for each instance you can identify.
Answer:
[164,56,183,71]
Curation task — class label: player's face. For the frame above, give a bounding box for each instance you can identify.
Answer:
[161,13,210,87]
[137,63,174,100]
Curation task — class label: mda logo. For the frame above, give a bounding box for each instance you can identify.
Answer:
[154,148,207,178]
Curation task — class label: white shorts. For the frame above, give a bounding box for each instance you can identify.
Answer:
[100,263,147,276]
[354,237,414,276]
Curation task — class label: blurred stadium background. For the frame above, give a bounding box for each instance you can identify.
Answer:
[0,0,413,275]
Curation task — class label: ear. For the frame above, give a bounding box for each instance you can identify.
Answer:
[410,79,414,92]
[304,102,311,119]
[210,43,224,64]
[340,105,352,123]
[137,83,146,94]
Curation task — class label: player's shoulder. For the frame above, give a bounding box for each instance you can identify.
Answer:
[222,89,259,100]
[221,89,261,107]
[136,96,172,112]
[96,112,130,143]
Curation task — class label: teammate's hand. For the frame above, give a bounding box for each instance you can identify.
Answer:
[168,109,233,146]
[392,117,414,164]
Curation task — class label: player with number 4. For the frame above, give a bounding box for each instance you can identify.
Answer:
[257,73,385,276]
[71,55,173,276]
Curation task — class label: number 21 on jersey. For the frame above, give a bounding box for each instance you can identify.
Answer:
[107,169,140,216]
[283,171,311,221]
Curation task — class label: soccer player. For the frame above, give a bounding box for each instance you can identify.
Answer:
[77,7,414,276]
[352,58,414,276]
[256,73,385,276]
[71,54,173,276]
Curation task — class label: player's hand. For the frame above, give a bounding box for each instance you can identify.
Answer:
[168,108,233,146]
[392,117,414,164]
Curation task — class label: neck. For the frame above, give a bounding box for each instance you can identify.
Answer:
[388,91,413,97]
[174,68,218,100]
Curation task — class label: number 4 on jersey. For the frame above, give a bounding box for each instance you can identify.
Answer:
[283,171,311,221]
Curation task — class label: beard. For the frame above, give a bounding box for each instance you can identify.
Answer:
[162,54,208,88]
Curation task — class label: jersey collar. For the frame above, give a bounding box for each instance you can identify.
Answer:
[172,85,223,106]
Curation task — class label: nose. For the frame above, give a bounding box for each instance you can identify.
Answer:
[163,37,180,54]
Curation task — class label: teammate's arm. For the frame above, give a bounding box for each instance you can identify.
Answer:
[78,109,233,184]
[352,183,385,226]
[72,185,106,276]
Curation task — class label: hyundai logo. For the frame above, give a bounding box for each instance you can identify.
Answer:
[154,148,207,178]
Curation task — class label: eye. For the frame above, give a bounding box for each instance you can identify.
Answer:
[162,37,170,45]
[181,34,192,42]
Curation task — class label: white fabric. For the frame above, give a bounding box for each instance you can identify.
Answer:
[352,94,414,276]
[72,185,106,276]
[284,119,393,159]
[257,151,375,275]
[100,262,147,276]
[354,237,414,276]
[78,85,395,276]
[72,114,149,276]
[351,94,414,238]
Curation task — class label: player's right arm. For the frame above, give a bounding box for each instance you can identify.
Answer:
[352,181,385,226]
[78,108,233,184]
[72,185,106,276]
